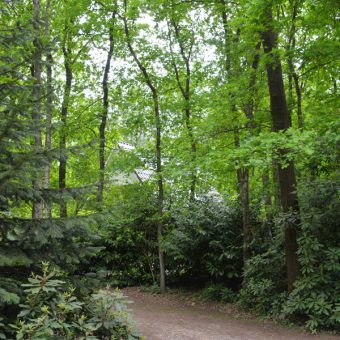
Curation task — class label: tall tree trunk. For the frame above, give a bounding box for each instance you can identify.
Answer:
[168,19,197,203]
[98,12,115,204]
[32,0,43,219]
[123,2,165,293]
[59,29,73,218]
[221,1,254,264]
[44,0,52,219]
[262,6,300,292]
[242,43,262,261]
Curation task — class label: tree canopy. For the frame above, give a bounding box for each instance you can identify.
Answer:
[0,0,339,337]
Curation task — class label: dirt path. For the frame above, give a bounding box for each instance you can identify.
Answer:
[123,287,339,340]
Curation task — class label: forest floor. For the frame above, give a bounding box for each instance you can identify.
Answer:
[123,287,339,340]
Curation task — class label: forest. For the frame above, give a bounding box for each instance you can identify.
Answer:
[0,0,339,338]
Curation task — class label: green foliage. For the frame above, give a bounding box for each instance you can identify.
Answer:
[140,283,162,295]
[90,206,158,287]
[1,0,339,335]
[92,197,245,289]
[237,249,285,314]
[201,283,236,303]
[164,198,244,286]
[281,180,340,332]
[238,180,340,332]
[0,318,5,340]
[0,5,101,335]
[13,263,141,339]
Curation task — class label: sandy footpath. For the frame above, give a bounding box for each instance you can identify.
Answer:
[123,287,339,340]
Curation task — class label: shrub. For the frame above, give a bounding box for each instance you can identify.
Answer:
[238,179,340,333]
[281,180,340,332]
[90,212,158,287]
[201,283,236,303]
[163,198,244,287]
[12,263,141,339]
[237,248,285,314]
[140,283,162,295]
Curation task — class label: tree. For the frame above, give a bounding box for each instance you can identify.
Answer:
[261,3,300,291]
[0,2,99,335]
[1,0,339,334]
[218,0,253,263]
[32,0,43,219]
[43,0,53,219]
[122,0,166,293]
[167,12,197,203]
[98,8,116,204]
[59,16,73,218]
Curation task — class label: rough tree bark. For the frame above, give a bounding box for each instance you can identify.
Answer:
[98,11,116,204]
[262,5,300,292]
[32,0,43,219]
[123,1,166,293]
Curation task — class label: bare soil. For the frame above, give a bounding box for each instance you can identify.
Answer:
[123,287,339,340]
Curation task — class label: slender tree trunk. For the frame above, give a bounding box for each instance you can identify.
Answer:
[59,31,73,218]
[222,4,251,264]
[44,0,52,219]
[293,72,303,128]
[123,3,165,292]
[221,1,254,264]
[187,106,197,203]
[272,157,281,210]
[98,12,115,204]
[238,169,250,262]
[262,6,300,292]
[262,170,272,214]
[244,42,261,122]
[234,129,251,262]
[168,19,197,203]
[220,0,231,74]
[32,0,43,219]
[241,42,261,262]
[287,0,303,129]
[262,169,273,238]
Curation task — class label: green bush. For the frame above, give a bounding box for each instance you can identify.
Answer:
[163,198,245,286]
[90,211,158,287]
[238,180,340,332]
[237,248,285,314]
[281,180,340,332]
[87,186,159,288]
[201,283,236,303]
[140,283,162,295]
[12,263,141,339]
[91,197,246,289]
